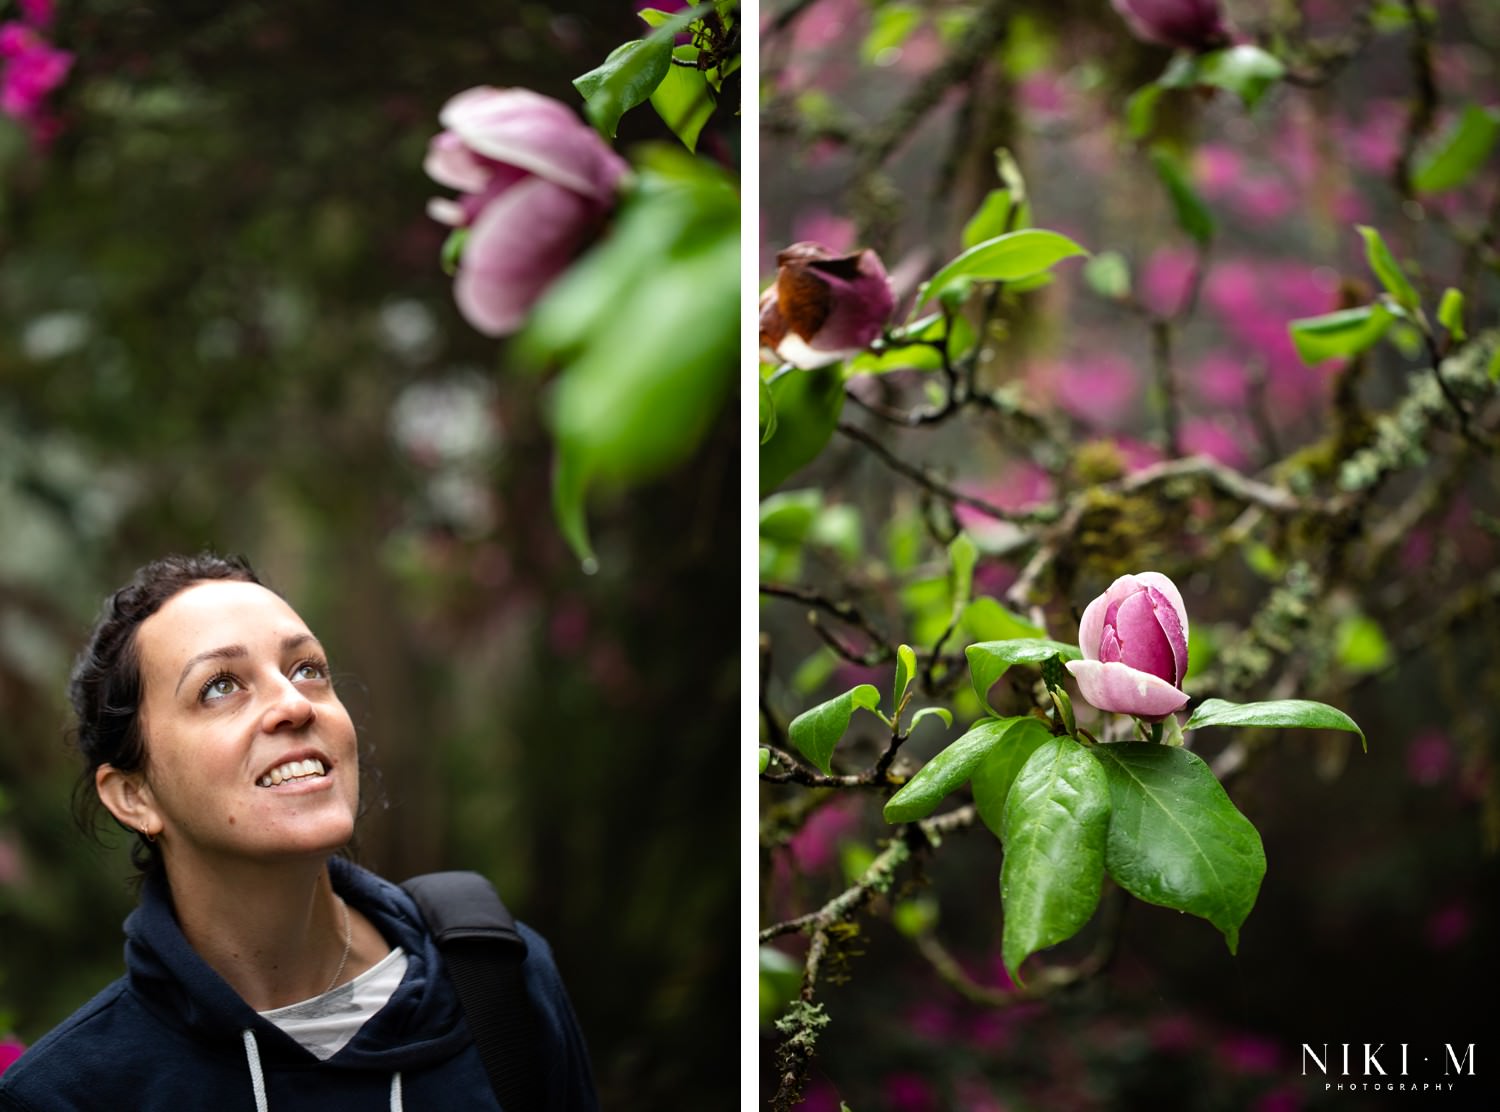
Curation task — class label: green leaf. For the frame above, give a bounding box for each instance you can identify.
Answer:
[758,377,777,445]
[1185,697,1366,752]
[758,747,770,774]
[894,643,918,708]
[960,597,1046,642]
[1188,45,1285,111]
[1413,104,1500,194]
[999,737,1111,982]
[919,229,1087,307]
[530,158,737,565]
[649,51,715,152]
[971,716,1054,837]
[846,313,976,374]
[883,716,1023,823]
[759,489,821,543]
[1084,251,1132,300]
[574,38,673,138]
[758,946,802,1027]
[1126,83,1164,141]
[961,189,1015,249]
[1094,744,1266,953]
[759,365,845,495]
[1438,288,1466,341]
[1335,613,1391,676]
[909,706,954,734]
[1357,226,1420,314]
[966,638,1083,715]
[949,533,978,613]
[1151,146,1214,245]
[440,228,468,277]
[892,895,939,937]
[1287,304,1393,365]
[789,684,882,775]
[862,2,922,64]
[808,503,862,563]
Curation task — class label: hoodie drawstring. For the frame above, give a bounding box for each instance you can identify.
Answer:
[242,1030,269,1112]
[242,1029,405,1111]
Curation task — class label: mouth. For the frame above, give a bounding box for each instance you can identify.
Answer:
[256,754,331,788]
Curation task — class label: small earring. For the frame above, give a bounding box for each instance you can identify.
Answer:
[139,826,156,843]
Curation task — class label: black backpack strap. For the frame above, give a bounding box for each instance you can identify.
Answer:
[402,871,542,1111]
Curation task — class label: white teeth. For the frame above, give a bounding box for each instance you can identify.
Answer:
[257,758,328,788]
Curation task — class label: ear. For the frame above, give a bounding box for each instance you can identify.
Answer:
[96,764,161,839]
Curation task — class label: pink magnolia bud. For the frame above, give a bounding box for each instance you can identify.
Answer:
[1110,0,1229,53]
[1065,572,1190,721]
[424,87,629,337]
[759,242,895,370]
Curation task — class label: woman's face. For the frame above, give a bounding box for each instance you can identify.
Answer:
[127,579,359,872]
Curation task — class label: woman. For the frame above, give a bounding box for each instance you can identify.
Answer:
[0,553,596,1110]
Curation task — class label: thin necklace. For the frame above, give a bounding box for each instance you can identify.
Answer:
[323,896,352,995]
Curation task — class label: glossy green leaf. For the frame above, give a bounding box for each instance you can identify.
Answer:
[961,189,1015,249]
[1413,104,1500,194]
[649,49,715,152]
[1358,226,1420,314]
[960,597,1047,642]
[919,229,1088,307]
[1287,304,1393,365]
[883,716,1022,823]
[1151,146,1213,245]
[966,638,1082,715]
[908,706,954,735]
[1094,743,1266,953]
[972,716,1054,837]
[758,747,770,774]
[1438,288,1466,341]
[574,38,673,138]
[759,365,845,495]
[1185,697,1366,752]
[789,684,882,775]
[846,312,975,374]
[1084,251,1131,300]
[999,737,1110,982]
[894,643,918,707]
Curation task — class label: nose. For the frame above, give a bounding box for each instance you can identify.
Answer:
[261,674,314,733]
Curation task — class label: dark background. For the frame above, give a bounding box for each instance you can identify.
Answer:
[0,3,738,1107]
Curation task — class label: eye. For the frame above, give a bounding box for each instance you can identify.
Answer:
[293,659,329,683]
[199,674,241,703]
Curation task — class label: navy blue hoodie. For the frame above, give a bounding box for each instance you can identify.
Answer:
[0,858,597,1111]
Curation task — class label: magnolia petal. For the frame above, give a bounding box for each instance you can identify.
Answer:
[1066,659,1189,720]
[453,176,598,337]
[440,86,627,203]
[1109,0,1228,51]
[1133,570,1189,677]
[1111,589,1177,683]
[423,131,494,194]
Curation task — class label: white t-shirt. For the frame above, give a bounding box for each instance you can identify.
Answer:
[258,947,410,1060]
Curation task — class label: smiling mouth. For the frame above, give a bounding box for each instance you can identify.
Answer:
[257,758,328,788]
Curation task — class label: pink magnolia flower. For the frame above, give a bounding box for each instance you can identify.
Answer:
[424,87,629,337]
[1066,572,1190,721]
[1110,0,1230,52]
[759,242,894,369]
[0,21,71,129]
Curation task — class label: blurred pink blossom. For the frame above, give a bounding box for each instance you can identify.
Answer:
[1253,1086,1305,1112]
[799,1080,847,1112]
[1425,902,1472,949]
[790,210,857,257]
[0,833,23,887]
[1149,1013,1199,1053]
[1405,730,1453,786]
[1045,354,1141,429]
[787,797,862,873]
[883,1071,939,1112]
[424,87,628,336]
[18,0,54,27]
[1192,351,1252,408]
[0,20,71,138]
[1180,417,1248,469]
[1218,1032,1282,1074]
[549,599,591,656]
[905,1000,959,1042]
[0,1038,25,1076]
[955,464,1055,534]
[1141,246,1196,317]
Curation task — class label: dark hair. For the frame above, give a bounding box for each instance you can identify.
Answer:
[69,552,264,876]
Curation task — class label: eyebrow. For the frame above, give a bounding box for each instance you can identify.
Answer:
[174,633,320,696]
